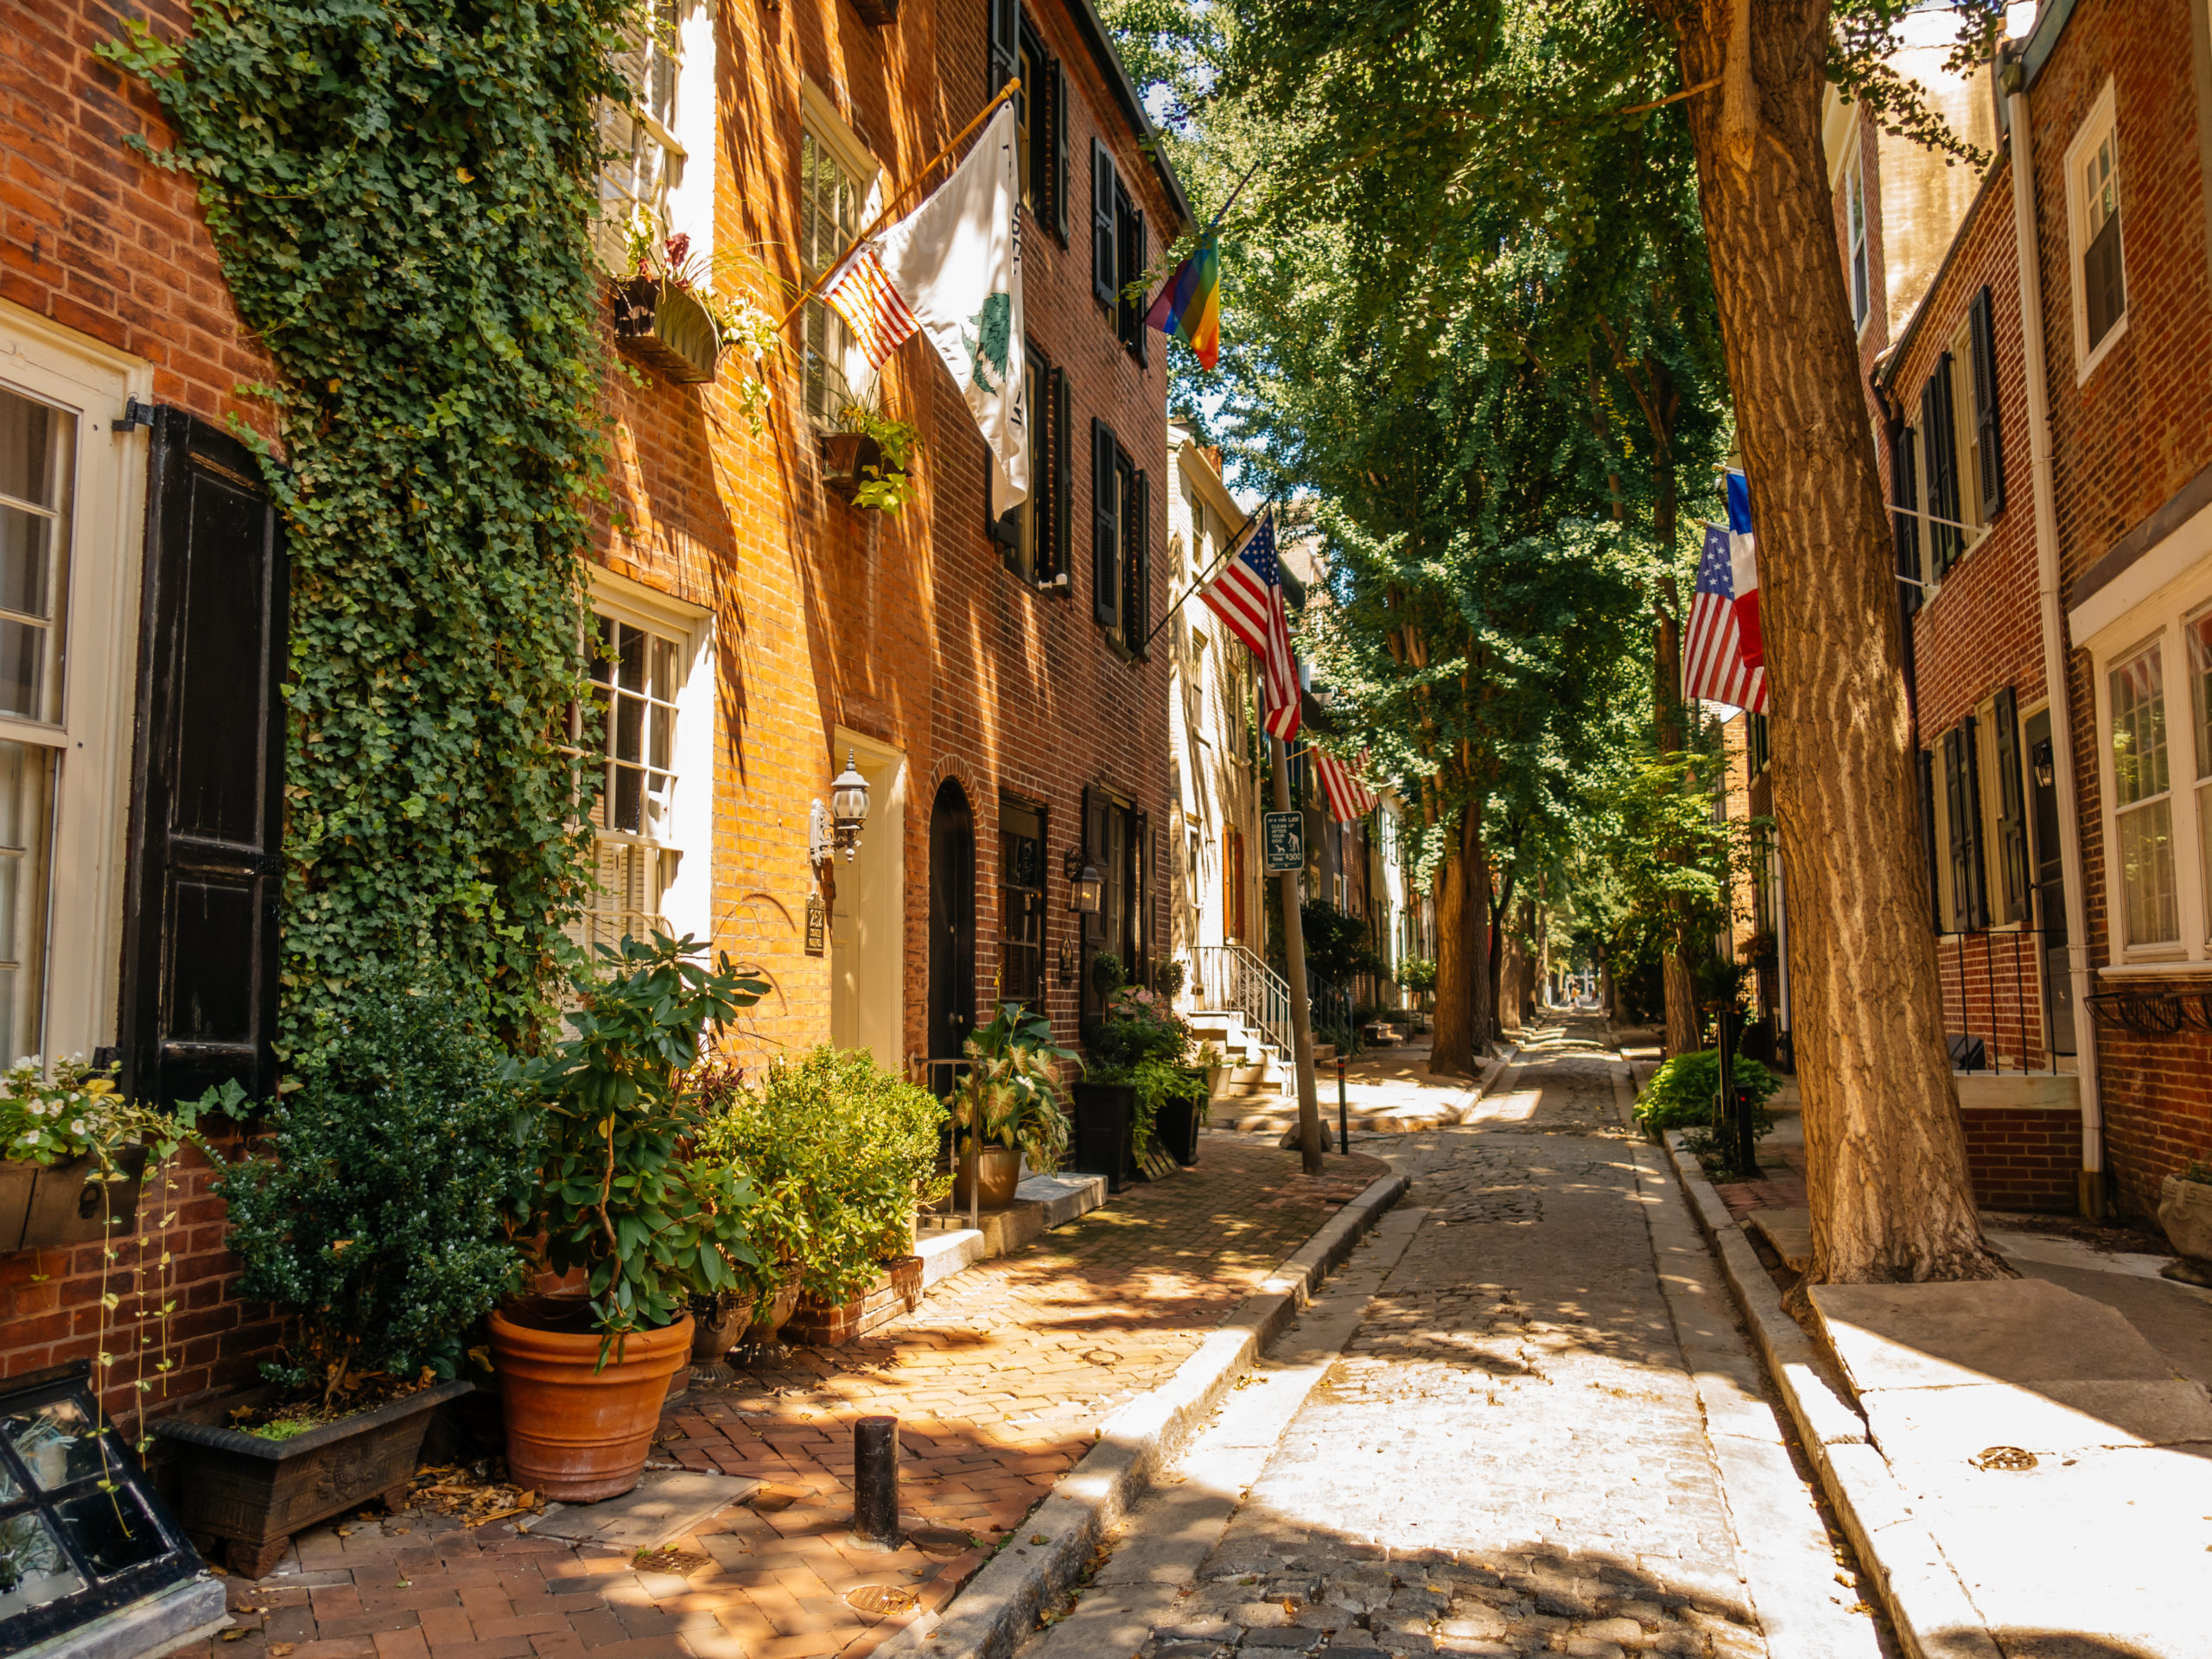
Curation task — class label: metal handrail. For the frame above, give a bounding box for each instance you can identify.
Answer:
[1934,925,2072,1074]
[1306,969,1357,1053]
[1191,943,1294,1058]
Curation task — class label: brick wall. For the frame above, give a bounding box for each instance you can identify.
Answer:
[1961,1105,2081,1213]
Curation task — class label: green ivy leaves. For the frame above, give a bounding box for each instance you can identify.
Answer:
[101,0,631,1060]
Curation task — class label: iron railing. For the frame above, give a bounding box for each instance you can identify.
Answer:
[910,1057,982,1231]
[1192,943,1295,1057]
[1936,925,2073,1074]
[1307,969,1357,1052]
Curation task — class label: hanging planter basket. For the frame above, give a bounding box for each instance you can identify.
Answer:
[611,276,723,385]
[820,431,887,503]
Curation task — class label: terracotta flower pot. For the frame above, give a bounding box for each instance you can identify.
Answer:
[952,1146,1024,1210]
[489,1297,693,1502]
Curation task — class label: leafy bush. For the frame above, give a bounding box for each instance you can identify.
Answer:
[1087,988,1202,1150]
[1090,950,1127,999]
[1633,1048,1781,1139]
[693,1046,948,1310]
[520,934,766,1341]
[1153,957,1188,999]
[1300,900,1387,984]
[1398,957,1437,994]
[212,990,537,1399]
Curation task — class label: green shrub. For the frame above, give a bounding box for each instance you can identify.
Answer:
[212,988,538,1400]
[1086,988,1202,1150]
[694,1046,948,1310]
[1633,1048,1781,1139]
[1398,957,1438,995]
[1300,899,1387,984]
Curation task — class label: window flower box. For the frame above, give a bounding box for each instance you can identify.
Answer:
[819,431,886,503]
[0,1147,148,1254]
[611,275,723,385]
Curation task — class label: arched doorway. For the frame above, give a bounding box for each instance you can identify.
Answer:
[927,779,976,1063]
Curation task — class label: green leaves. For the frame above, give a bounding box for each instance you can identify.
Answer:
[102,0,630,1064]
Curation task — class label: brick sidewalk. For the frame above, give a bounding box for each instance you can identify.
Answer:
[1707,1141,1808,1221]
[176,1140,1388,1659]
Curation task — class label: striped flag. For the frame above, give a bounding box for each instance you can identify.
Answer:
[820,246,918,371]
[1313,748,1377,824]
[1683,520,1769,714]
[1200,512,1301,741]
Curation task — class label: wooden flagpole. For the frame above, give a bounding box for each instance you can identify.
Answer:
[774,78,1021,334]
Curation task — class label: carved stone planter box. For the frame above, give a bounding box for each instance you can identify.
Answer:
[153,1379,472,1578]
[2158,1173,2212,1268]
[0,1147,148,1254]
[785,1255,923,1347]
[611,276,722,384]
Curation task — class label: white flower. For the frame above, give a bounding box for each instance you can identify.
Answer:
[68,1119,85,1135]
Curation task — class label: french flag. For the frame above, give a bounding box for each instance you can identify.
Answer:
[1726,468,1764,670]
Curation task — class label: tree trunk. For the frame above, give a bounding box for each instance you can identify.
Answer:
[1663,941,1701,1055]
[1669,0,2001,1282]
[1653,455,1702,1058]
[1484,877,1510,1044]
[1428,805,1490,1076]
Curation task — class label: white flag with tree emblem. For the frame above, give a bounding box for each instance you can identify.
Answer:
[824,103,1027,514]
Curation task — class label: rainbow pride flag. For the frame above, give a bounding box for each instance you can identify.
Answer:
[1144,232,1220,369]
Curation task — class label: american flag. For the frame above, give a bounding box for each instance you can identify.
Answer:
[1682,521,1769,714]
[1313,747,1378,823]
[820,246,918,371]
[1201,512,1302,741]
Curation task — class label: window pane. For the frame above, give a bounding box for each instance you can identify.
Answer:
[588,613,613,682]
[0,389,60,508]
[2120,798,2177,945]
[0,1511,84,1623]
[0,506,52,618]
[616,622,645,691]
[54,1487,164,1579]
[652,637,677,702]
[0,740,54,1065]
[2110,645,2168,806]
[613,763,643,833]
[614,692,644,763]
[2190,614,2212,781]
[0,620,43,720]
[650,702,671,771]
[4,1398,111,1491]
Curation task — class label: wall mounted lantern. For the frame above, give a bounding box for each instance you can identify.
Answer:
[810,751,873,868]
[1064,848,1103,913]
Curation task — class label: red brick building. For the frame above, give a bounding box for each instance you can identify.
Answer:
[0,0,1184,1405]
[1825,0,2212,1218]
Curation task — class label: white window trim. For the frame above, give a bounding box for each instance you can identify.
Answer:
[584,567,714,948]
[0,300,152,1063]
[1847,162,1871,336]
[2084,613,2203,967]
[2064,76,2128,385]
[799,79,880,200]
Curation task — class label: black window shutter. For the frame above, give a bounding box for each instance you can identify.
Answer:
[1968,286,2007,519]
[1052,56,1069,243]
[1091,418,1119,627]
[1993,685,2029,922]
[1919,748,1942,932]
[121,407,288,1105]
[2085,211,2126,348]
[1051,365,1072,582]
[1079,784,1103,1014]
[1091,139,1118,306]
[1123,208,1148,363]
[987,0,1018,99]
[1962,714,1989,931]
[1942,728,1967,932]
[1922,365,1961,575]
[1891,421,1922,612]
[1125,468,1150,654]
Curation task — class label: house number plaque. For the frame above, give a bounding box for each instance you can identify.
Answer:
[805,895,826,957]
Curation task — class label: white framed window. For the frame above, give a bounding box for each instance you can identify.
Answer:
[1847,162,1870,332]
[0,306,150,1065]
[798,83,880,427]
[596,0,686,270]
[2064,79,2128,381]
[2109,639,2177,948]
[571,575,711,956]
[2187,607,2212,942]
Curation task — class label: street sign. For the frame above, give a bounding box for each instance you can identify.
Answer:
[1262,810,1304,872]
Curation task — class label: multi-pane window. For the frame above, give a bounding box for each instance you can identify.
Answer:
[2080,123,2125,352]
[596,0,683,269]
[2189,613,2212,941]
[577,613,683,953]
[1000,803,1045,1007]
[1847,164,1869,330]
[800,129,865,424]
[998,343,1058,582]
[0,384,70,1060]
[2110,641,2176,946]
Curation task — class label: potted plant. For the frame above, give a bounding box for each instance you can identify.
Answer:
[490,932,767,1502]
[1077,984,1202,1185]
[610,226,780,413]
[1,1056,156,1253]
[948,1004,1076,1208]
[154,989,531,1575]
[2158,1160,2212,1286]
[823,397,922,510]
[696,1046,946,1347]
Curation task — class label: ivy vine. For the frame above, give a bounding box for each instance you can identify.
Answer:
[102,0,630,1063]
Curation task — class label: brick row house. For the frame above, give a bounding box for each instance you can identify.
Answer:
[1823,0,2212,1218]
[0,0,1185,1402]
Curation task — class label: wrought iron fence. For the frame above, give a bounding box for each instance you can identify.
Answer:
[1192,944,1294,1056]
[1937,926,2073,1074]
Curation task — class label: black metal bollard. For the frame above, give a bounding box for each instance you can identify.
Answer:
[852,1415,899,1547]
[1336,1057,1349,1156]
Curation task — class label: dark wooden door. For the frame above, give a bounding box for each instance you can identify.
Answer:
[2024,709,2075,1058]
[928,779,975,1061]
[118,407,287,1103]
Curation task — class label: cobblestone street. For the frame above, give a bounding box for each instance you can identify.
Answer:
[1029,1020,1878,1659]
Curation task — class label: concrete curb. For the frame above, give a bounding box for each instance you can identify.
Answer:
[1656,1132,2003,1659]
[871,1168,1412,1659]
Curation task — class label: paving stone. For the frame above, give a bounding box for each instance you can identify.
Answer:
[1241,1630,1323,1649]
